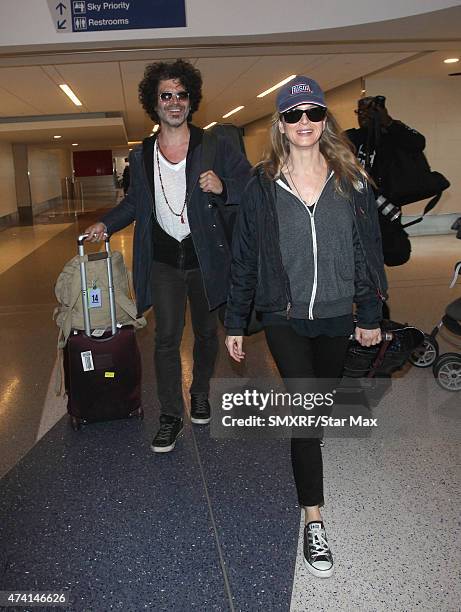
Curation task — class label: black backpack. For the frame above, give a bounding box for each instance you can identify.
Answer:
[201,124,262,335]
[201,124,246,244]
[382,148,450,229]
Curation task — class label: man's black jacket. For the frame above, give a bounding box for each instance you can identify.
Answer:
[102,124,251,314]
[224,171,388,334]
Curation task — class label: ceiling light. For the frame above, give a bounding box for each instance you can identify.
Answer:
[203,122,217,130]
[72,143,79,146]
[257,75,296,98]
[444,58,459,64]
[222,106,244,119]
[152,124,159,133]
[53,135,62,139]
[59,84,83,106]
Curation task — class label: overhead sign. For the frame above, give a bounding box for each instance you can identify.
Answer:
[47,0,186,33]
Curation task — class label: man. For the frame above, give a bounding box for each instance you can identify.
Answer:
[85,60,251,453]
[346,96,426,317]
[121,158,130,195]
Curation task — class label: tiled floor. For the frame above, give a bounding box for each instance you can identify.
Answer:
[0,197,460,611]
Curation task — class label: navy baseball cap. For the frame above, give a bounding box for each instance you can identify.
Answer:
[276,77,326,113]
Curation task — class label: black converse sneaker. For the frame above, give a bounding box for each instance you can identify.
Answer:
[151,415,183,453]
[303,521,334,578]
[190,393,211,425]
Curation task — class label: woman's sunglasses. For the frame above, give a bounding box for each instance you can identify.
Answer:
[281,106,327,124]
[159,91,189,102]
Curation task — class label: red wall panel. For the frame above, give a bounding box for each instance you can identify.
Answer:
[73,150,113,177]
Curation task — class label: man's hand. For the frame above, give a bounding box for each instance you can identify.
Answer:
[199,170,223,195]
[84,222,107,242]
[225,335,245,362]
[355,326,382,347]
[375,104,393,128]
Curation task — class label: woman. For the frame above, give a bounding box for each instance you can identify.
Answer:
[224,77,387,578]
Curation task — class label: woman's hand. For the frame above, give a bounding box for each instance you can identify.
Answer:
[355,326,382,347]
[225,335,245,362]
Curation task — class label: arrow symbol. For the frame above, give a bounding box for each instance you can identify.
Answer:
[57,19,67,29]
[56,2,66,15]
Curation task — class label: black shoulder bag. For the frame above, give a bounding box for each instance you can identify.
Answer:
[383,147,450,228]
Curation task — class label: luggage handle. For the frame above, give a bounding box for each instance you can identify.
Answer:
[348,331,393,341]
[77,233,117,337]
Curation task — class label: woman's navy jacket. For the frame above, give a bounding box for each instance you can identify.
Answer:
[225,170,388,333]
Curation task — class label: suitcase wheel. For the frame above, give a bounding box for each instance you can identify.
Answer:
[70,416,82,431]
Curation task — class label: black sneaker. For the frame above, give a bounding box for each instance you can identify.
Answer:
[303,521,334,578]
[151,415,183,453]
[190,393,211,425]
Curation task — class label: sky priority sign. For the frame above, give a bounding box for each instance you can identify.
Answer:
[47,0,186,33]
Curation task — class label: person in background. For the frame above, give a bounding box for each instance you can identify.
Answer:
[224,77,387,578]
[85,59,251,453]
[122,158,130,195]
[346,96,425,318]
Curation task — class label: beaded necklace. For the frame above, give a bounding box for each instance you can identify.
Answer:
[155,142,187,224]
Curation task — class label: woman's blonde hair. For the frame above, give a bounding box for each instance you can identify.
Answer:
[260,109,371,196]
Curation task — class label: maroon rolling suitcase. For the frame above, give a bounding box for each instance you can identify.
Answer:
[64,233,143,430]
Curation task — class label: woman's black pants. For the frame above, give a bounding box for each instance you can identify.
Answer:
[264,326,350,507]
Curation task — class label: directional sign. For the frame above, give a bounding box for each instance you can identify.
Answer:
[47,0,186,33]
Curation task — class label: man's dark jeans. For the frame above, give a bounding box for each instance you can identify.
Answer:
[151,261,218,418]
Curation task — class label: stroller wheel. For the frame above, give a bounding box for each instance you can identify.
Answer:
[433,353,461,392]
[409,334,439,368]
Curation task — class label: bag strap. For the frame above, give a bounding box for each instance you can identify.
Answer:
[201,130,218,171]
[366,337,393,378]
[54,271,82,349]
[401,193,442,229]
[114,292,147,328]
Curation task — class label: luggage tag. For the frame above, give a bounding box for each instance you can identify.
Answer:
[91,329,106,338]
[81,351,94,372]
[88,280,102,309]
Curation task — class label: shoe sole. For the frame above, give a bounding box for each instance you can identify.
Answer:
[151,428,183,453]
[190,416,211,425]
[303,557,333,579]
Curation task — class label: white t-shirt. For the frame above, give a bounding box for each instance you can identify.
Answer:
[153,140,190,241]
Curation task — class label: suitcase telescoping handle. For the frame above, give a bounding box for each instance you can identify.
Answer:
[77,233,117,337]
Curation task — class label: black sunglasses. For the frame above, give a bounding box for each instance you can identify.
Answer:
[281,106,327,124]
[159,91,189,102]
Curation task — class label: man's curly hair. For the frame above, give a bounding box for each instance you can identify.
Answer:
[138,59,202,123]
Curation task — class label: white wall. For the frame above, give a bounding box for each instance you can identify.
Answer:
[244,116,272,166]
[0,142,17,218]
[28,148,63,208]
[325,79,362,131]
[366,74,461,216]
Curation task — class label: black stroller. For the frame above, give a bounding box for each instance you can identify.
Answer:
[409,217,461,391]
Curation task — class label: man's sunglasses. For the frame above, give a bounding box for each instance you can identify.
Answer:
[159,91,189,102]
[281,106,327,124]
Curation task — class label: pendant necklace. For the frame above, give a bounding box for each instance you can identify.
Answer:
[156,141,187,224]
[286,165,315,207]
